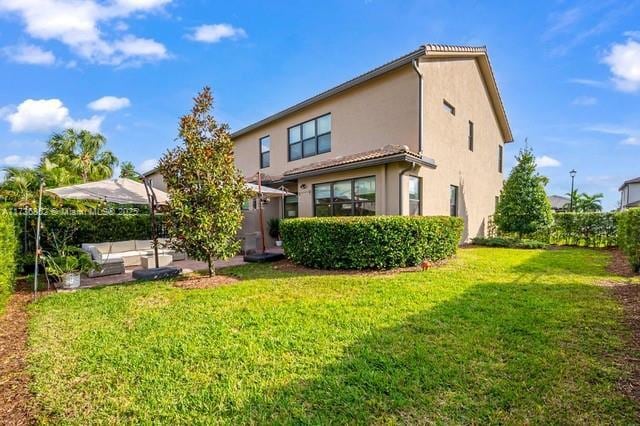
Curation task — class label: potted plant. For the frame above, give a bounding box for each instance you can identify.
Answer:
[268,218,283,247]
[44,246,96,289]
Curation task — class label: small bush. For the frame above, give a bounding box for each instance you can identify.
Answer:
[280,216,463,270]
[472,236,547,249]
[0,212,17,312]
[617,209,640,272]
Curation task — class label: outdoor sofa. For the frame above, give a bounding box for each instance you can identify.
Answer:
[81,239,186,277]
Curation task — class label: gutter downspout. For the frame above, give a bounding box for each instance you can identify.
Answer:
[399,162,416,215]
[412,58,423,156]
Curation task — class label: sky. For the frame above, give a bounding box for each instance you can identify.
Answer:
[0,0,638,210]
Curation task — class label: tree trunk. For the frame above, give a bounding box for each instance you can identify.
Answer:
[208,257,215,277]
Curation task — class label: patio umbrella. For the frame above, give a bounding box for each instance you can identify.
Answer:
[34,178,168,294]
[245,183,293,197]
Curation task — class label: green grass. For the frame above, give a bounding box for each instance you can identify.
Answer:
[28,248,638,424]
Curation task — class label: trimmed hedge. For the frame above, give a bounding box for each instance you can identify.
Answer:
[545,212,618,247]
[618,209,640,272]
[0,212,17,313]
[20,213,164,253]
[280,216,463,270]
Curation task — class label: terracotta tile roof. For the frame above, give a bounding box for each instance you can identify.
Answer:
[283,144,427,177]
[620,176,640,190]
[245,172,285,184]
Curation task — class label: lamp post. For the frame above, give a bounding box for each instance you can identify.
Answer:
[569,169,577,212]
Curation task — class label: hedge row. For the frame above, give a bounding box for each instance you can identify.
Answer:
[618,209,640,272]
[19,214,163,253]
[280,216,464,270]
[543,212,618,247]
[0,212,17,313]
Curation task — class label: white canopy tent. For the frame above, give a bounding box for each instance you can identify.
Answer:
[47,178,169,205]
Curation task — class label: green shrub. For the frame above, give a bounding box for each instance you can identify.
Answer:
[19,213,163,253]
[471,236,547,249]
[280,216,463,270]
[617,208,640,272]
[541,212,617,247]
[0,211,17,313]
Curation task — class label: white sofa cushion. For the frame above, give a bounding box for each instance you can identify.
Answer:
[135,240,153,250]
[110,240,136,253]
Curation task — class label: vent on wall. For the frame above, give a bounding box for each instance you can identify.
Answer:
[443,99,455,115]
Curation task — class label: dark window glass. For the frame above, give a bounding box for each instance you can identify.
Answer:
[409,176,421,216]
[313,176,375,217]
[468,121,474,151]
[450,185,459,217]
[289,142,302,161]
[284,195,298,218]
[498,145,503,173]
[260,136,270,168]
[288,114,331,160]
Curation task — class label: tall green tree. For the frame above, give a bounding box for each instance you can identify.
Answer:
[494,147,553,237]
[0,167,39,207]
[119,161,140,181]
[158,87,250,276]
[44,129,118,183]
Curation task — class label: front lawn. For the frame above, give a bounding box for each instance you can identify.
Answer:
[28,248,638,423]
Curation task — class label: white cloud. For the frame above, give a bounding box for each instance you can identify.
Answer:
[4,98,103,133]
[0,0,171,66]
[188,23,247,43]
[536,155,561,168]
[568,78,607,88]
[88,96,131,111]
[0,154,38,168]
[603,38,640,92]
[138,158,157,173]
[2,43,55,65]
[571,96,597,106]
[585,124,640,146]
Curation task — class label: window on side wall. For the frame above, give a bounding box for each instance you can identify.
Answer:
[260,136,270,169]
[468,121,474,151]
[284,195,299,218]
[498,145,503,173]
[288,114,331,161]
[313,176,375,217]
[450,185,459,217]
[408,176,422,216]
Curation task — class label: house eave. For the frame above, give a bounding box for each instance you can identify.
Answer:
[282,154,436,180]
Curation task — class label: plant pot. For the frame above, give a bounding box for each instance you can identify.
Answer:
[60,272,81,289]
[275,240,283,247]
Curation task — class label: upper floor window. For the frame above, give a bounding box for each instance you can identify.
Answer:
[288,114,331,161]
[408,176,422,216]
[443,99,455,115]
[498,145,503,173]
[284,195,299,218]
[468,121,474,151]
[314,176,375,217]
[260,136,270,169]
[450,185,459,217]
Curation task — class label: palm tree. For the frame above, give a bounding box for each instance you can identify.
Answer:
[577,192,603,212]
[45,129,118,183]
[0,167,39,207]
[119,161,140,181]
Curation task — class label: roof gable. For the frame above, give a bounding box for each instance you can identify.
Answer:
[231,44,513,143]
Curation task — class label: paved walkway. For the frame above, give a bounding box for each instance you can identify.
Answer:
[77,255,247,289]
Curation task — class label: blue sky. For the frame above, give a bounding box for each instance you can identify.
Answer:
[0,0,638,210]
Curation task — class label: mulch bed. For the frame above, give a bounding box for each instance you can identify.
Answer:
[173,274,240,289]
[597,249,640,411]
[0,287,36,425]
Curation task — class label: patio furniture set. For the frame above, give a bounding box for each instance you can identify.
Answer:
[82,239,186,277]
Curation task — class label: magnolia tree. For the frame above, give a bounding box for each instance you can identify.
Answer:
[494,146,553,238]
[158,87,250,276]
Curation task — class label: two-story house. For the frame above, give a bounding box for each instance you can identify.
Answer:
[147,44,513,246]
[620,177,640,210]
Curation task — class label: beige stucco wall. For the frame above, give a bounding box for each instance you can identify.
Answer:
[418,57,505,241]
[232,65,419,178]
